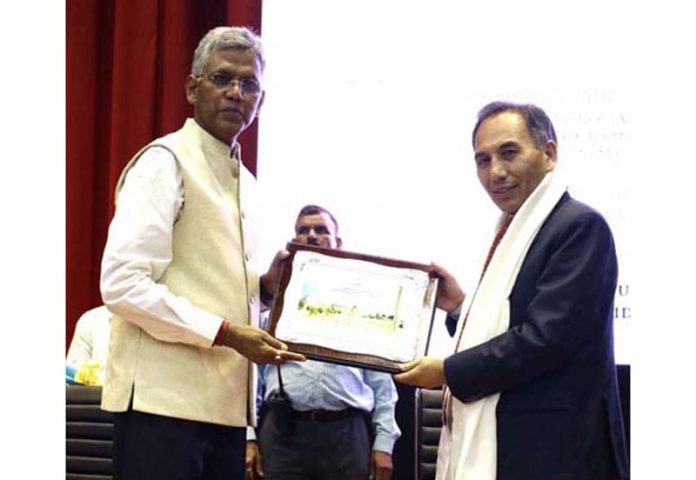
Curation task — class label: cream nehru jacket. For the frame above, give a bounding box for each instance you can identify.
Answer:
[101,119,260,427]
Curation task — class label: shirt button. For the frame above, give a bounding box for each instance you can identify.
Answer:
[245,252,251,262]
[241,210,247,220]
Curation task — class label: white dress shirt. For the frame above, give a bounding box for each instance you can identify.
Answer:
[67,305,112,368]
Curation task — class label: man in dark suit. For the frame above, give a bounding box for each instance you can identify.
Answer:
[395,101,629,480]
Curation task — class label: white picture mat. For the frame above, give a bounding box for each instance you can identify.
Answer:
[275,250,436,362]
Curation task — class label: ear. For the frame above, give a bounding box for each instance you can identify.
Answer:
[542,140,558,171]
[255,90,266,118]
[185,75,199,106]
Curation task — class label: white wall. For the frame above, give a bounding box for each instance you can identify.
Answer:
[257,0,639,363]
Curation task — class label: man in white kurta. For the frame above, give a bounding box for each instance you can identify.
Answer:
[100,27,304,480]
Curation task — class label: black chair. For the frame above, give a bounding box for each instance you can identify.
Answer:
[415,387,443,480]
[66,385,114,480]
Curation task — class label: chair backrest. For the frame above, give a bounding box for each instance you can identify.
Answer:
[415,387,443,480]
[66,385,114,480]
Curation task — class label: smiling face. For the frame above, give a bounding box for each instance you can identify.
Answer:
[185,48,265,145]
[474,110,557,214]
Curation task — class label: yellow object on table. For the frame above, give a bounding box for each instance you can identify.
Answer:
[74,361,104,386]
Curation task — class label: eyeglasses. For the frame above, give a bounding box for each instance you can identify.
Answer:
[200,72,262,95]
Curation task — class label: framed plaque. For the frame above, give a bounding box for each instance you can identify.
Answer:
[267,243,439,373]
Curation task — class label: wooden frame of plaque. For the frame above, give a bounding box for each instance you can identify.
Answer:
[266,242,439,373]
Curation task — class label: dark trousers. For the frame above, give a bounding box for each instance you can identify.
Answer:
[258,409,371,480]
[113,408,246,480]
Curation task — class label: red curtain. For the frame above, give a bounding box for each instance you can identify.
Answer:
[66,0,262,350]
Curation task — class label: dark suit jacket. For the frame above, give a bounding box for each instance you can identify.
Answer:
[444,193,629,480]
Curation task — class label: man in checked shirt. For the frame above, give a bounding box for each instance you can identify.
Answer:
[245,205,400,480]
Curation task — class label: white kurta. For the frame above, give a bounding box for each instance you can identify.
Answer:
[101,118,260,427]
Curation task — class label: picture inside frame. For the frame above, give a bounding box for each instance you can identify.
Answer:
[271,246,438,367]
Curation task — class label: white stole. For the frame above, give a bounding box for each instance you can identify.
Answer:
[436,171,567,480]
